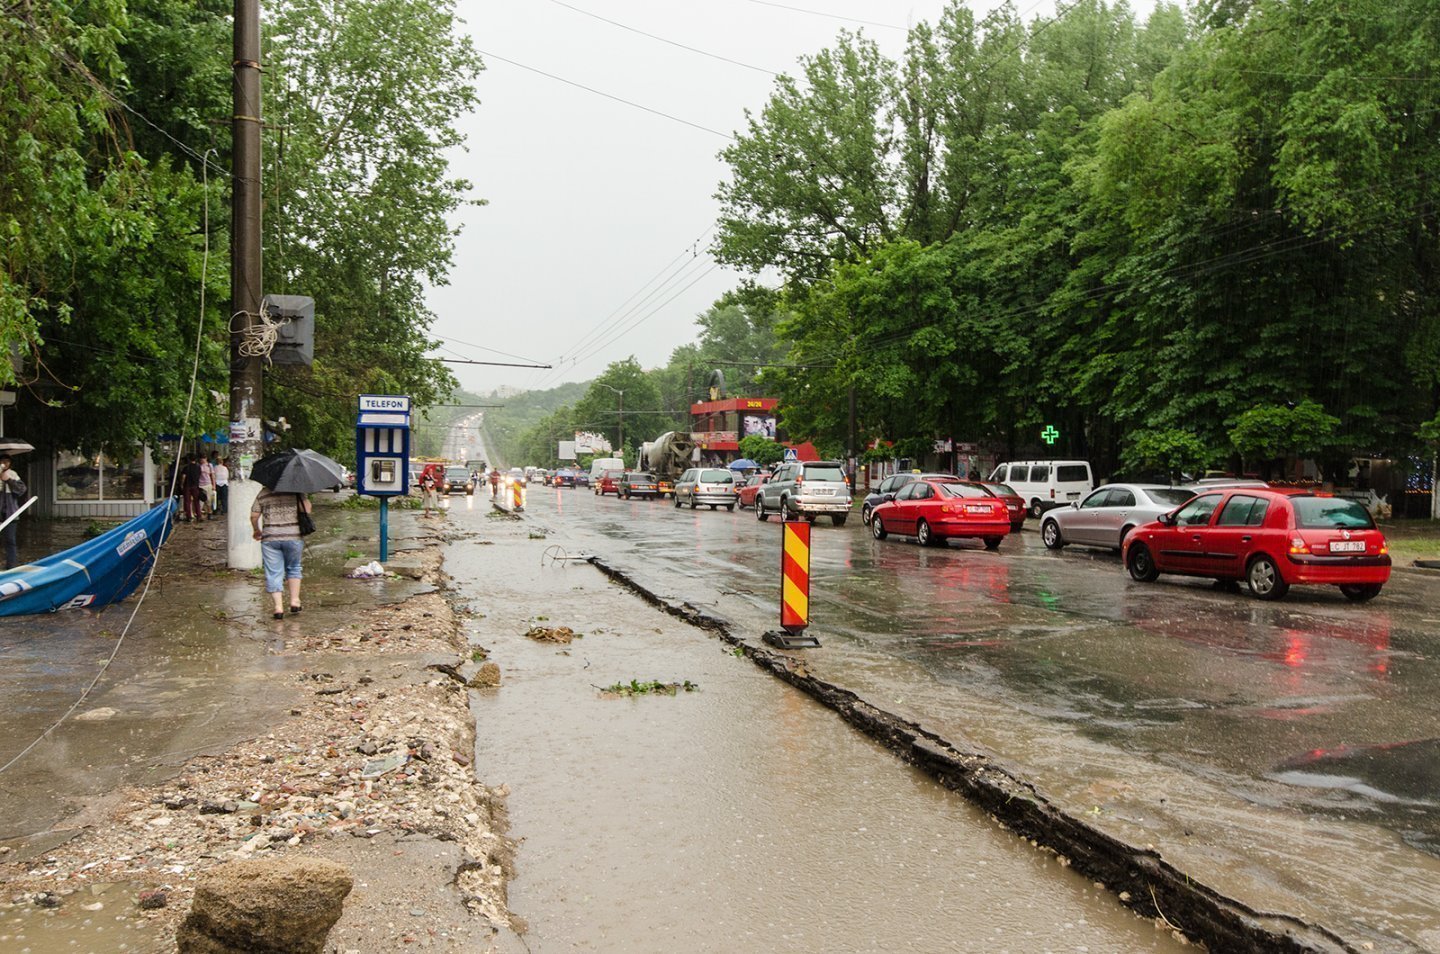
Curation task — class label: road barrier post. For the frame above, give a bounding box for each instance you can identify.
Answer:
[764,519,822,649]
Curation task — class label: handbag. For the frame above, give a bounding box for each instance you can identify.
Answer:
[295,493,316,536]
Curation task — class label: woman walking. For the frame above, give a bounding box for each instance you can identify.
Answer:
[250,487,311,620]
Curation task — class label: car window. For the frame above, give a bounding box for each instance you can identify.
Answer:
[1217,495,1263,527]
[1146,488,1195,507]
[989,465,1007,481]
[1057,465,1089,483]
[896,482,923,501]
[1029,465,1050,482]
[1108,488,1136,507]
[700,469,734,484]
[1293,496,1374,530]
[877,476,896,493]
[1079,489,1110,509]
[938,483,988,499]
[803,464,846,482]
[1174,494,1221,527]
[987,483,1018,497]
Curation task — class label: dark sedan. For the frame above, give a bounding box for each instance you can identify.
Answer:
[619,471,660,499]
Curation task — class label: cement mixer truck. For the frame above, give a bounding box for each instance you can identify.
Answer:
[639,431,696,498]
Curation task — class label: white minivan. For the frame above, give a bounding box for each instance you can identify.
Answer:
[588,457,625,484]
[989,460,1095,518]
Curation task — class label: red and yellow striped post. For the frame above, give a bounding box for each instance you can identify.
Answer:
[781,520,811,633]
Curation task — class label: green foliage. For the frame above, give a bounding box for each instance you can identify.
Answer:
[1229,401,1340,464]
[1122,429,1214,481]
[737,434,783,466]
[600,679,699,697]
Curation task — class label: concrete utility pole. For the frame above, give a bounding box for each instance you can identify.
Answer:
[227,0,263,568]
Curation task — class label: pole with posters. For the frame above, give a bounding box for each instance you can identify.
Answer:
[763,520,822,649]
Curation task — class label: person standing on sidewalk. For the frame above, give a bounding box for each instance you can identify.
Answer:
[181,454,203,523]
[212,454,229,515]
[0,454,28,569]
[419,464,441,517]
[250,487,310,620]
[197,453,214,519]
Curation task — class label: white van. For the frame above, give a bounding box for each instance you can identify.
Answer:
[989,460,1094,518]
[588,457,624,483]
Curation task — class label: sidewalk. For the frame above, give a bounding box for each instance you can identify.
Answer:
[0,497,514,951]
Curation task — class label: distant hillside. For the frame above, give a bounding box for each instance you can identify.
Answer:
[481,380,590,467]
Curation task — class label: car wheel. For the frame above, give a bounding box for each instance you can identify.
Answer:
[1029,499,1044,519]
[1127,543,1159,582]
[861,504,873,526]
[871,516,888,540]
[916,519,935,547]
[1118,525,1134,550]
[983,536,1002,550]
[726,505,735,512]
[1011,520,1025,533]
[832,514,847,527]
[1246,555,1289,601]
[673,495,681,508]
[1041,520,1064,550]
[1339,583,1382,602]
[756,498,768,522]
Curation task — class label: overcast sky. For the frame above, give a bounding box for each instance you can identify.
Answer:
[426,0,1158,397]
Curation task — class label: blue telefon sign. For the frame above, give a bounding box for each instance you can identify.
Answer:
[356,395,411,562]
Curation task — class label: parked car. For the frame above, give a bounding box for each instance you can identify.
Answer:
[442,466,475,495]
[1122,489,1391,601]
[977,481,1027,533]
[988,460,1095,518]
[595,469,623,497]
[619,471,660,499]
[756,460,852,525]
[862,473,957,525]
[736,473,770,509]
[1041,484,1196,552]
[870,479,1010,549]
[673,467,737,510]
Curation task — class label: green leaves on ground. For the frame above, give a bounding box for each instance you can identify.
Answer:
[599,680,699,697]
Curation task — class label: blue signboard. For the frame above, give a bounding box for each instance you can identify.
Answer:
[356,394,411,497]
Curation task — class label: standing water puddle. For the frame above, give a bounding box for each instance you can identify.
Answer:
[448,524,1188,952]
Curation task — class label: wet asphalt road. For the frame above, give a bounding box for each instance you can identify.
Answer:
[512,482,1440,952]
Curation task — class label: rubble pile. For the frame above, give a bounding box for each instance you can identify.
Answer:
[0,587,514,946]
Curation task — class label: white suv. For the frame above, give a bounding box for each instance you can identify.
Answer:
[989,460,1094,518]
[756,460,852,525]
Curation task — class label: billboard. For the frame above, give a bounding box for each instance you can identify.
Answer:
[575,431,612,455]
[742,414,777,439]
[557,440,577,461]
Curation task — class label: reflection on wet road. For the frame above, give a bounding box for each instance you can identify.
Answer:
[523,485,1440,950]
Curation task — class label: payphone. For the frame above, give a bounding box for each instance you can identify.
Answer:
[356,394,411,560]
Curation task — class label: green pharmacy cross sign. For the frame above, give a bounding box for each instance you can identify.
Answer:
[1041,425,1060,445]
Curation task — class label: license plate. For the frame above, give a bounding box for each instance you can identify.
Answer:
[814,488,834,495]
[1329,540,1365,553]
[964,505,990,514]
[1067,492,1080,499]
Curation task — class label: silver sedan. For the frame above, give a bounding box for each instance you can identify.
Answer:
[1040,483,1195,552]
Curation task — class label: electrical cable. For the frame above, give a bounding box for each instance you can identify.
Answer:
[739,0,905,32]
[0,151,218,778]
[545,0,780,77]
[476,48,736,140]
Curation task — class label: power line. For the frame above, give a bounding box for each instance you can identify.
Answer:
[476,48,736,140]
[740,0,905,31]
[546,0,780,77]
[440,357,552,368]
[431,333,545,365]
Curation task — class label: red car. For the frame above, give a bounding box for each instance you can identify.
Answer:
[595,470,623,497]
[1123,489,1391,602]
[978,481,1027,533]
[736,473,769,509]
[870,479,1011,549]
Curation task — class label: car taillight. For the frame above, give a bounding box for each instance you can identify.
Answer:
[1289,536,1309,554]
[1049,488,1055,499]
[795,476,803,488]
[1379,542,1388,554]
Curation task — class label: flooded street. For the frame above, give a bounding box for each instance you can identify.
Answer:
[447,511,1188,952]
[514,484,1440,952]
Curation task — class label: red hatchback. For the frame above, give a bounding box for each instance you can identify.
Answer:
[1123,489,1391,601]
[870,479,1011,549]
[736,473,769,509]
[595,470,623,497]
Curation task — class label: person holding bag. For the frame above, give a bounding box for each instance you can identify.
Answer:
[250,487,313,620]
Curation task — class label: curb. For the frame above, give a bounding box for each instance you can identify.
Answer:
[588,555,1392,954]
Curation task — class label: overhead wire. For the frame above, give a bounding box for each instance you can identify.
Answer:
[739,0,905,32]
[545,0,781,77]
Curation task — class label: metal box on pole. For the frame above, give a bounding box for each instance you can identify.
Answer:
[356,394,411,561]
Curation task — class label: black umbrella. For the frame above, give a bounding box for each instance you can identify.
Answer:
[250,448,346,493]
[0,437,35,455]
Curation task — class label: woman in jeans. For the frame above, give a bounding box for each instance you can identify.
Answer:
[250,488,312,620]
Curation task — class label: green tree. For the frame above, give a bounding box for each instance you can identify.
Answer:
[737,434,784,467]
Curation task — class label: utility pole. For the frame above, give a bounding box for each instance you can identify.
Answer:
[227,0,264,568]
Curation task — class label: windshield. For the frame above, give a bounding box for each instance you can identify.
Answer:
[937,483,989,499]
[446,469,468,480]
[626,473,654,481]
[1293,496,1375,530]
[700,469,734,484]
[802,464,846,482]
[1147,488,1195,506]
[985,483,1018,497]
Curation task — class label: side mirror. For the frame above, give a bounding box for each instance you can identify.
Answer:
[1160,512,1177,527]
[1070,501,1080,510]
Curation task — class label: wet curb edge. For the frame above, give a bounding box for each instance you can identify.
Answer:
[587,555,1389,954]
